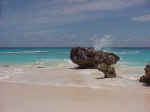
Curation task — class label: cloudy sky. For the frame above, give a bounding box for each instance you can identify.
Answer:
[0,0,150,47]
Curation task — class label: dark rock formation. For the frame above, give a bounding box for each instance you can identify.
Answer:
[97,63,117,78]
[139,63,150,83]
[70,47,120,78]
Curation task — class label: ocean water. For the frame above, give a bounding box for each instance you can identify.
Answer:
[104,47,150,67]
[0,48,70,66]
[0,47,149,88]
[0,47,149,67]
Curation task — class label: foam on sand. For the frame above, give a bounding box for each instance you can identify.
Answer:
[0,61,146,89]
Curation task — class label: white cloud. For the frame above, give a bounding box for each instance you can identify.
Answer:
[0,0,149,47]
[58,0,145,14]
[132,14,150,22]
[0,0,147,27]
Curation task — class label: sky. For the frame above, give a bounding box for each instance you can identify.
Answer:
[0,0,150,47]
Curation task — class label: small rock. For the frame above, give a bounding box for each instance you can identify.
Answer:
[139,63,150,83]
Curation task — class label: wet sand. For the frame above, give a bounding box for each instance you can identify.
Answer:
[0,81,150,112]
[0,64,145,88]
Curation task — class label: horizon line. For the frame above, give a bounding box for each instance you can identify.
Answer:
[0,46,150,49]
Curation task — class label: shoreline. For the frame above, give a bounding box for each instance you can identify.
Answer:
[0,63,145,88]
[0,63,150,112]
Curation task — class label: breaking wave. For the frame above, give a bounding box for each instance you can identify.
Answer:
[32,58,70,66]
[116,51,140,55]
[0,51,48,54]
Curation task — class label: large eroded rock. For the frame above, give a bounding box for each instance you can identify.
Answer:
[70,47,120,78]
[139,63,150,83]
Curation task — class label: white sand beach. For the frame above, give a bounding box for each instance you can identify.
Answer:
[0,63,150,112]
[0,81,150,112]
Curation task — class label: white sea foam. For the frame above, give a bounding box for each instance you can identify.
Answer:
[93,35,112,50]
[67,60,74,65]
[33,58,67,66]
[23,51,48,53]
[117,51,140,55]
[80,71,91,75]
[0,74,10,80]
[0,51,48,54]
[128,76,138,81]
[7,52,21,54]
[13,68,24,74]
[0,62,145,89]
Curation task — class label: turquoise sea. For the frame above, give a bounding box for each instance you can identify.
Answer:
[0,47,150,67]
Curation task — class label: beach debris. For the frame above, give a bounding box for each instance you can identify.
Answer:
[139,63,150,83]
[70,47,120,78]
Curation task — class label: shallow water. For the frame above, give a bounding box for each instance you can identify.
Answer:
[0,47,150,66]
[0,48,70,66]
[0,47,149,88]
